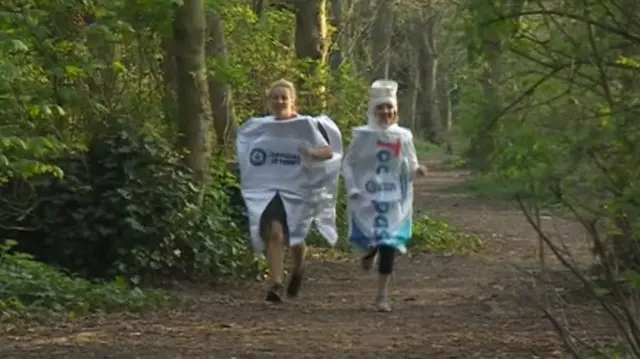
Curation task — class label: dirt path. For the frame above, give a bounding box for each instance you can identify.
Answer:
[0,166,613,359]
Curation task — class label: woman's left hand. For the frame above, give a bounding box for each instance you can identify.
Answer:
[412,165,427,179]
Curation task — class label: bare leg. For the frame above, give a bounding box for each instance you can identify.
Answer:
[287,243,307,297]
[290,243,307,272]
[265,221,286,302]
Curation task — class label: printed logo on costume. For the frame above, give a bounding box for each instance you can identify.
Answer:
[249,148,267,166]
[249,147,301,167]
[376,138,401,158]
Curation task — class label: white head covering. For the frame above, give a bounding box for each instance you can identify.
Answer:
[367,79,399,129]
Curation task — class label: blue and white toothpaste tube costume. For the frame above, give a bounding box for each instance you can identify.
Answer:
[342,80,419,254]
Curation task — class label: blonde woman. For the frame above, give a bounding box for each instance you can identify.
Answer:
[236,79,343,302]
[342,79,426,312]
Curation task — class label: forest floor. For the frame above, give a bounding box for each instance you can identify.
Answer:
[0,158,620,358]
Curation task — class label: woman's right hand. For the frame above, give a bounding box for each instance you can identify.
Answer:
[299,146,332,161]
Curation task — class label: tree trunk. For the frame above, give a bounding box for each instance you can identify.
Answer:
[86,34,119,114]
[161,36,177,125]
[471,36,502,168]
[405,14,421,133]
[438,71,454,154]
[408,57,420,131]
[253,0,269,18]
[343,0,372,75]
[438,74,453,132]
[370,0,394,80]
[173,0,213,194]
[294,0,328,110]
[206,11,238,151]
[609,0,640,272]
[418,9,443,144]
[329,0,342,73]
[466,0,526,170]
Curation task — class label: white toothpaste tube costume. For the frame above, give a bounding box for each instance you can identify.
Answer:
[342,80,419,254]
[236,114,343,252]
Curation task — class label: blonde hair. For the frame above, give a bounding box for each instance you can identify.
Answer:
[266,79,297,99]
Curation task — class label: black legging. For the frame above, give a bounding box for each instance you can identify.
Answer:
[363,245,396,275]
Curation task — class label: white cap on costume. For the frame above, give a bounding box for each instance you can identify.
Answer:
[367,79,399,129]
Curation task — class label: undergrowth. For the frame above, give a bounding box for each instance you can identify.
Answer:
[0,240,177,322]
[585,346,636,359]
[410,214,483,254]
[438,157,468,170]
[414,139,444,158]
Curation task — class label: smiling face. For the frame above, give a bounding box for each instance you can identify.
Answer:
[268,85,296,119]
[374,103,397,128]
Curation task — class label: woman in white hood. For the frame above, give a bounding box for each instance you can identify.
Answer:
[342,79,426,312]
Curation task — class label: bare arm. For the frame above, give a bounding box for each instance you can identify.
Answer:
[301,121,333,161]
[310,145,333,160]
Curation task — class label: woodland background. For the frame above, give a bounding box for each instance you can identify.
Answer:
[1,0,640,356]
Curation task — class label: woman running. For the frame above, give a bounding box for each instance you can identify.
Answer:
[236,79,342,302]
[342,79,426,312]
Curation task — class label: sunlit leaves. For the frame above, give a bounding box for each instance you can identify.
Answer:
[616,56,640,69]
[111,60,127,73]
[8,39,28,52]
[0,135,68,184]
[64,64,85,78]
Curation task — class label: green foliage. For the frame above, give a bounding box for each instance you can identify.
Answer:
[211,4,367,127]
[456,0,640,257]
[0,240,175,321]
[585,346,636,359]
[179,165,262,280]
[456,0,640,354]
[414,139,444,158]
[0,122,259,281]
[438,157,468,170]
[410,215,483,254]
[0,136,68,185]
[0,0,270,285]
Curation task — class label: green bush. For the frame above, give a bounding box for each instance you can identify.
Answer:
[0,240,175,321]
[176,168,261,280]
[410,215,483,254]
[0,121,258,281]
